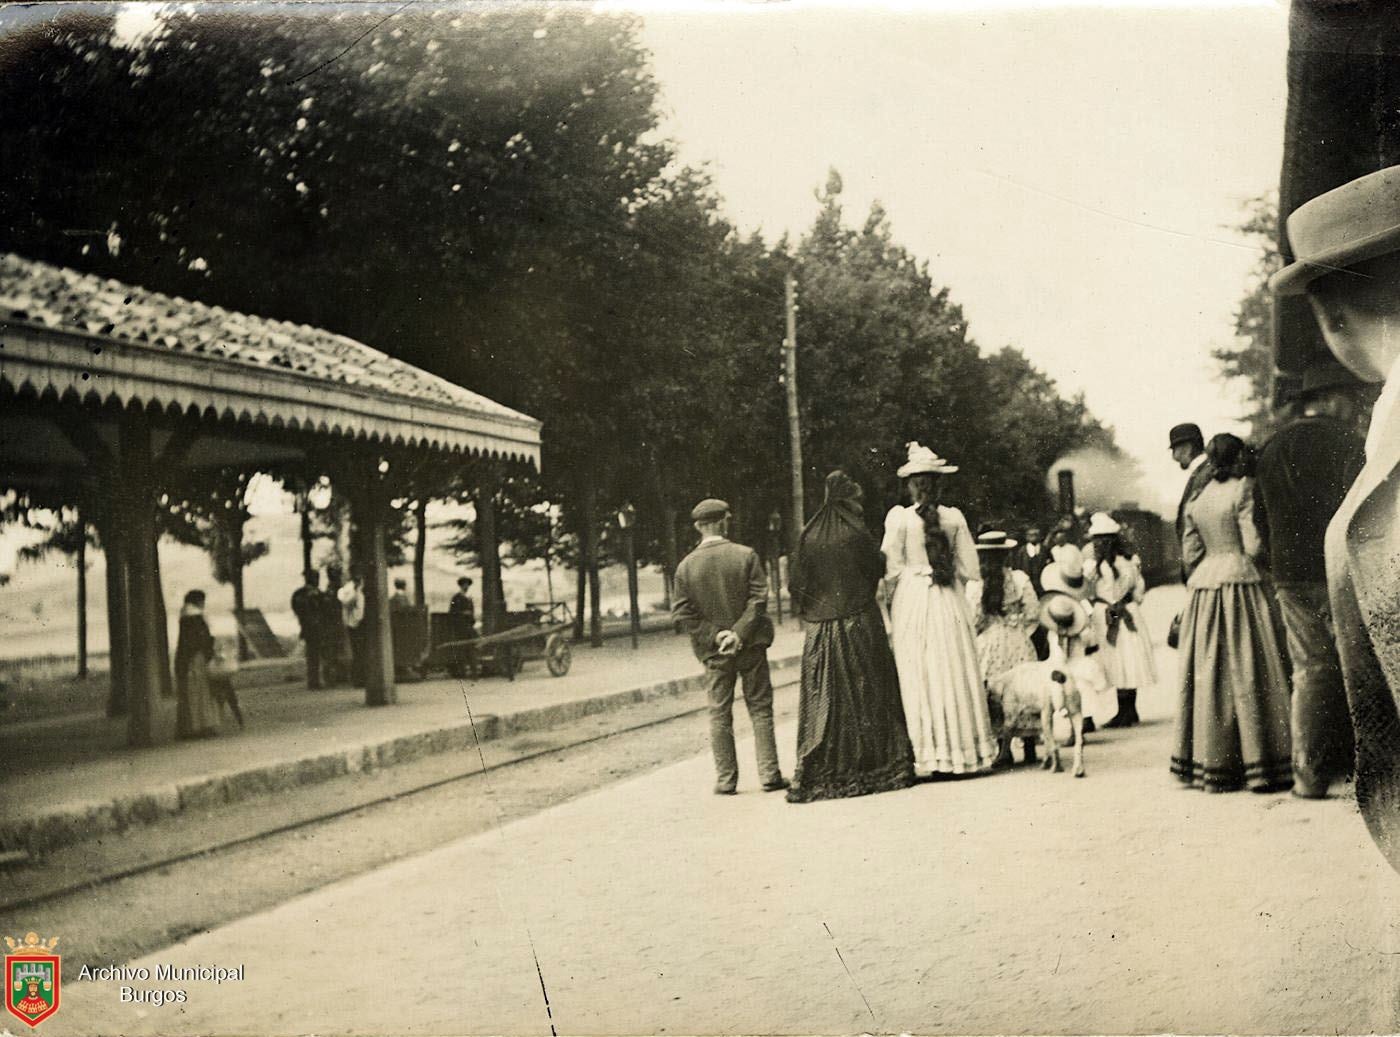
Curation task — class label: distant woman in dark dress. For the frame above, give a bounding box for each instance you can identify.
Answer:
[786,470,916,803]
[175,589,218,739]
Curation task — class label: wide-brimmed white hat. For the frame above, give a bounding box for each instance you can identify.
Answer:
[1041,544,1090,600]
[1039,591,1088,637]
[1087,512,1121,537]
[897,441,958,478]
[974,529,1019,552]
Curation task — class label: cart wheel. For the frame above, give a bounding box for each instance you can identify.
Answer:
[546,633,572,677]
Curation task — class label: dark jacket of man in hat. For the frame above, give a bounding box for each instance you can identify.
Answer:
[1254,367,1365,796]
[673,499,783,794]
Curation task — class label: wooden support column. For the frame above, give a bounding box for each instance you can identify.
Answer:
[355,465,396,707]
[118,409,165,747]
[101,503,131,718]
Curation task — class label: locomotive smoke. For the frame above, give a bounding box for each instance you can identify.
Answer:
[1048,447,1165,517]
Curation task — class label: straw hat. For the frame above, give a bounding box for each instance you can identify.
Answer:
[974,529,1019,552]
[1087,512,1121,537]
[1041,544,1090,599]
[897,441,959,478]
[1039,591,1088,637]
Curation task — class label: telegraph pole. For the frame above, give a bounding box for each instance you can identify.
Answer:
[783,272,805,557]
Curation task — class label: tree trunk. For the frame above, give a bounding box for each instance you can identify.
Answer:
[355,470,396,707]
[475,479,504,635]
[413,497,427,607]
[573,538,586,642]
[231,516,249,661]
[76,511,88,680]
[300,495,314,575]
[581,483,602,647]
[662,505,678,611]
[119,410,166,747]
[152,533,174,701]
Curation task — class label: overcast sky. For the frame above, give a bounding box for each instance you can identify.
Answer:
[637,0,1288,513]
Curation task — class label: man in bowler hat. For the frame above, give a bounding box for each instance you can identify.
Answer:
[1169,422,1214,580]
[672,498,788,795]
[1254,361,1365,798]
[1273,164,1400,871]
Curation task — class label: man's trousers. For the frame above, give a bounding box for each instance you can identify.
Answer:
[1276,581,1354,791]
[704,645,782,791]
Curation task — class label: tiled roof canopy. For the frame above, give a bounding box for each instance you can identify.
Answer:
[0,254,540,464]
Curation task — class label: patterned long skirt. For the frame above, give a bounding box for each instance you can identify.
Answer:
[890,579,998,775]
[787,602,916,803]
[1171,582,1293,792]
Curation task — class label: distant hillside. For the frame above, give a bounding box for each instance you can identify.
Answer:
[0,512,667,662]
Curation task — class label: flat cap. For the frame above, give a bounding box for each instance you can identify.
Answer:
[691,498,731,522]
[1168,423,1203,448]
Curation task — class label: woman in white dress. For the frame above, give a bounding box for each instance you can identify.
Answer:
[881,442,998,776]
[1084,512,1157,728]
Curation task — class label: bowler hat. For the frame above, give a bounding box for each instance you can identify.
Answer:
[1300,360,1361,398]
[1272,164,1400,296]
[691,498,731,522]
[1168,423,1203,449]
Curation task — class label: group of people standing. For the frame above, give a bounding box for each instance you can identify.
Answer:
[673,442,1158,803]
[1169,365,1365,797]
[289,565,367,690]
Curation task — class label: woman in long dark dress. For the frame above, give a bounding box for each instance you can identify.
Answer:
[786,470,916,804]
[175,589,218,739]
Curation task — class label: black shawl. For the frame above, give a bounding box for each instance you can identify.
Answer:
[790,471,884,622]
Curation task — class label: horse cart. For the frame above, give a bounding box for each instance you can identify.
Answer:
[397,602,573,681]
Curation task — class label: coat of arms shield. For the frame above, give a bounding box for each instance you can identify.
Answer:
[5,934,60,1028]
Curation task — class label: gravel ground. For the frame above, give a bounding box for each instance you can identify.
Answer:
[41,591,1400,1036]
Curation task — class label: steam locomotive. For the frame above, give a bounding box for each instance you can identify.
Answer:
[1056,470,1181,589]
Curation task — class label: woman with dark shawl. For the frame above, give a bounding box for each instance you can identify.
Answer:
[785,470,916,803]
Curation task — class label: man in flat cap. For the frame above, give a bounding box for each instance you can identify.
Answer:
[1253,361,1366,799]
[1273,164,1400,870]
[672,498,787,795]
[1169,422,1214,582]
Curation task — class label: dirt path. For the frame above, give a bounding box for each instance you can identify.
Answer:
[43,594,1400,1035]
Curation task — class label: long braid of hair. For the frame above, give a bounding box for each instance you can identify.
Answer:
[981,564,1007,617]
[918,504,956,586]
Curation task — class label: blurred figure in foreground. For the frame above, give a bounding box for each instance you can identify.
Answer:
[1273,165,1400,866]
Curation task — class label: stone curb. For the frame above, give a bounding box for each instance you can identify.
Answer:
[0,653,799,857]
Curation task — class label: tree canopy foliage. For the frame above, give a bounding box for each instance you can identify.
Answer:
[0,4,1119,584]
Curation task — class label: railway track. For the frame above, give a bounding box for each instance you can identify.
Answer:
[0,673,800,921]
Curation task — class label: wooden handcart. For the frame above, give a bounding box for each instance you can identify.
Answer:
[423,601,573,681]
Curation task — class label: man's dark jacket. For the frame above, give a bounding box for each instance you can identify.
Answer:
[1255,414,1364,584]
[672,539,773,663]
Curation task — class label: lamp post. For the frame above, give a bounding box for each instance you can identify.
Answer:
[767,510,783,624]
[616,503,640,649]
